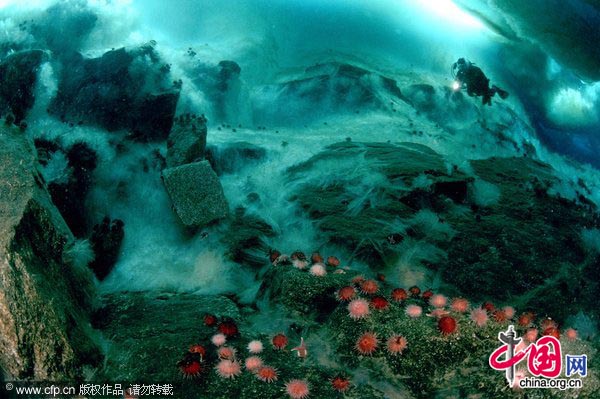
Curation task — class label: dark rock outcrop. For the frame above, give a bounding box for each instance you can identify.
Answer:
[0,123,99,379]
[49,43,180,140]
[162,160,229,229]
[0,50,47,123]
[205,141,267,175]
[47,141,98,237]
[89,217,124,280]
[222,207,275,267]
[189,59,244,124]
[166,113,207,168]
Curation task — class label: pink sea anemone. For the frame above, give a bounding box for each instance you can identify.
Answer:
[285,379,310,399]
[215,359,241,379]
[503,306,515,319]
[245,356,263,372]
[405,304,423,318]
[430,294,447,308]
[309,263,327,276]
[386,335,407,355]
[247,340,263,354]
[211,333,227,347]
[470,308,488,327]
[525,328,538,342]
[451,298,469,313]
[347,298,370,320]
[217,346,236,360]
[565,328,578,341]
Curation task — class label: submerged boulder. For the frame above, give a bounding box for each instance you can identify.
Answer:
[0,123,99,379]
[162,160,229,229]
[0,50,47,123]
[94,292,239,383]
[49,43,180,140]
[166,113,207,168]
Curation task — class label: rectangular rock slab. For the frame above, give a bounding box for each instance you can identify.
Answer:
[162,161,229,228]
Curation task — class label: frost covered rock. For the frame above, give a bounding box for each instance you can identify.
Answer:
[166,113,207,168]
[0,124,99,379]
[290,141,600,324]
[0,50,47,123]
[162,161,229,229]
[49,43,180,141]
[288,141,471,264]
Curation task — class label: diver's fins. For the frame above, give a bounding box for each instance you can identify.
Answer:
[493,85,509,100]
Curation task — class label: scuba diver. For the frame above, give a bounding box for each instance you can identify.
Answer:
[451,58,509,105]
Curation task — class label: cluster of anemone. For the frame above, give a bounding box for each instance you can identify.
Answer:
[177,321,349,398]
[268,249,344,277]
[335,274,581,353]
[180,253,585,397]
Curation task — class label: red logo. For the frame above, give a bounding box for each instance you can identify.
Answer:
[489,325,562,386]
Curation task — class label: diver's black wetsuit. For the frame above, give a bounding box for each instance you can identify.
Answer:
[453,58,508,105]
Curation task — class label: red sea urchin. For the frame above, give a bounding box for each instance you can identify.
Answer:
[409,285,421,297]
[203,313,217,327]
[355,332,378,355]
[370,296,389,310]
[218,320,239,337]
[189,344,206,358]
[256,366,278,382]
[272,333,288,350]
[422,289,434,301]
[391,288,408,302]
[311,252,324,263]
[360,279,379,295]
[327,256,340,267]
[217,346,236,360]
[331,375,351,392]
[337,286,357,301]
[178,353,203,379]
[543,326,560,339]
[438,316,457,335]
[518,312,535,327]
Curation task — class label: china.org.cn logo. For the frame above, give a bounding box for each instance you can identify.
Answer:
[489,325,587,390]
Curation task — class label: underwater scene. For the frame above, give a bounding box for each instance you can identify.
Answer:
[1,0,600,398]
